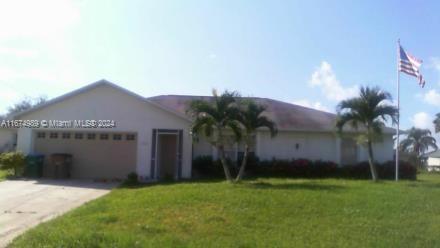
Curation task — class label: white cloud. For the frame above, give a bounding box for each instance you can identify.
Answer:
[0,85,24,115]
[208,53,217,59]
[0,0,85,99]
[291,99,332,112]
[0,88,21,102]
[309,61,358,102]
[430,57,440,71]
[411,112,433,130]
[428,57,440,86]
[409,112,440,147]
[0,0,80,40]
[0,47,38,58]
[423,89,440,107]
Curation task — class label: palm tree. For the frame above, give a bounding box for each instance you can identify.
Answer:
[336,86,398,181]
[235,100,277,181]
[188,89,242,182]
[399,127,437,168]
[433,113,440,133]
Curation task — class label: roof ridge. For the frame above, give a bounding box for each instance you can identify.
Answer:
[262,97,336,115]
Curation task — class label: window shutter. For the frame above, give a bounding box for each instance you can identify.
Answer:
[150,129,157,179]
[177,130,183,178]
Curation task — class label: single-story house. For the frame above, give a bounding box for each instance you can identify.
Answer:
[425,150,440,172]
[0,80,395,181]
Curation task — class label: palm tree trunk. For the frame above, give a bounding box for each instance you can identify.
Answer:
[235,144,249,182]
[367,140,378,181]
[217,145,233,182]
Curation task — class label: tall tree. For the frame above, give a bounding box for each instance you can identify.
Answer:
[188,90,242,182]
[235,100,277,181]
[2,96,47,119]
[400,127,437,168]
[433,113,440,133]
[336,86,398,181]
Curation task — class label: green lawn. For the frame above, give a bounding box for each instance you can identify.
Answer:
[0,169,11,181]
[10,174,440,247]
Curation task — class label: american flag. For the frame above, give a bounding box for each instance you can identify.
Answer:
[399,45,425,87]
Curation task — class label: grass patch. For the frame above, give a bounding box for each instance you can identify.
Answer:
[10,174,440,247]
[0,169,12,181]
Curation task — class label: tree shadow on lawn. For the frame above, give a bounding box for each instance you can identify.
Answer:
[120,178,226,189]
[241,181,346,191]
[405,180,440,189]
[120,178,346,192]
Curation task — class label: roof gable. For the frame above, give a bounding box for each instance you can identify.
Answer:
[13,80,191,122]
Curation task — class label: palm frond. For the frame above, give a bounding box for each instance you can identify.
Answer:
[226,120,243,142]
[238,100,277,138]
[434,113,440,133]
[374,105,398,124]
[399,127,438,155]
[257,116,278,137]
[336,86,397,139]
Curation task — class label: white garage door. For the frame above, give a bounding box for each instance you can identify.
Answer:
[34,131,137,179]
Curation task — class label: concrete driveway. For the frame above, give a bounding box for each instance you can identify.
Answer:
[0,179,117,247]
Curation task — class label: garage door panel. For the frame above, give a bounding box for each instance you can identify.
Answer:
[34,132,137,179]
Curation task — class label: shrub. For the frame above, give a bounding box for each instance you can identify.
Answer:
[378,160,417,180]
[253,158,337,178]
[0,152,26,177]
[192,155,238,178]
[124,172,139,185]
[339,161,371,179]
[193,156,222,178]
[192,156,417,180]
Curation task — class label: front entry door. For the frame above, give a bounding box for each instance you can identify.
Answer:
[150,129,183,180]
[158,134,177,180]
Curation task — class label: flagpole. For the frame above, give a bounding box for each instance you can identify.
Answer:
[395,39,400,182]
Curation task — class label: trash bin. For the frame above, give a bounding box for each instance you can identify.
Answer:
[50,153,72,179]
[25,154,44,178]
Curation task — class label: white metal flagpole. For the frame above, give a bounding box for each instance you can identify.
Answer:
[395,39,400,182]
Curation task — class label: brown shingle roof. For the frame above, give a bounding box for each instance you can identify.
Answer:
[148,95,395,133]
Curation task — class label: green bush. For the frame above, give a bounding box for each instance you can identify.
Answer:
[192,155,238,178]
[124,172,139,185]
[192,156,417,180]
[0,152,26,177]
[192,155,223,178]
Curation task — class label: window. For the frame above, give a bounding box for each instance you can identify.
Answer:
[126,134,136,141]
[62,133,71,139]
[37,132,45,139]
[113,134,122,140]
[75,133,83,139]
[100,133,109,140]
[49,132,58,139]
[87,133,96,140]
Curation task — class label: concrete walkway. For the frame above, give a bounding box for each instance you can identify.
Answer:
[0,179,117,247]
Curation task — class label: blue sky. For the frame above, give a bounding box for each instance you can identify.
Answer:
[1,0,440,134]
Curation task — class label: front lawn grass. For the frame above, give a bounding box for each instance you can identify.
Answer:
[10,173,440,247]
[0,169,11,181]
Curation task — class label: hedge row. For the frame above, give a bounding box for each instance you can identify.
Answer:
[192,155,417,180]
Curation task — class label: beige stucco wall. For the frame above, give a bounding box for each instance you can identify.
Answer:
[256,131,339,162]
[257,130,394,164]
[357,134,394,163]
[0,128,16,152]
[193,136,213,158]
[16,84,192,179]
[192,130,394,165]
